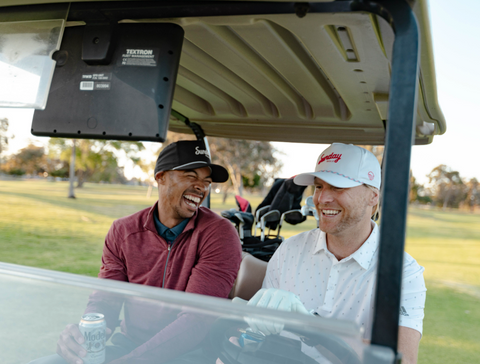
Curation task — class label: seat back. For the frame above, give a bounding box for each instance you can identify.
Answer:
[229,252,267,300]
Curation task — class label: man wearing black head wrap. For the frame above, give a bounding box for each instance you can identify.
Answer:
[40,141,242,364]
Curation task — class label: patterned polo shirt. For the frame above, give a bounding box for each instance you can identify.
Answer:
[263,222,426,339]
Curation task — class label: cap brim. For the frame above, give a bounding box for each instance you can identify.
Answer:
[294,171,362,188]
[172,161,229,183]
[209,164,229,183]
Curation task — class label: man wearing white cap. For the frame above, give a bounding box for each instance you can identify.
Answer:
[247,143,426,364]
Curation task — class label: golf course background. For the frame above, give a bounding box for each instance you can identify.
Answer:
[1,179,479,363]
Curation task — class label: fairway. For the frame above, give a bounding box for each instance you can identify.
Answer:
[405,207,480,363]
[1,180,479,363]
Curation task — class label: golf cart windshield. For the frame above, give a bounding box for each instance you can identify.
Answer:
[1,262,393,364]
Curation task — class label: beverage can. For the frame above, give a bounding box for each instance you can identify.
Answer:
[78,313,106,364]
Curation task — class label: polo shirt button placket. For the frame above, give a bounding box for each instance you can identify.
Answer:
[322,262,340,312]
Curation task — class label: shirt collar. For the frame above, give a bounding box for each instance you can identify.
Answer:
[313,222,379,270]
[145,201,195,239]
[153,209,189,242]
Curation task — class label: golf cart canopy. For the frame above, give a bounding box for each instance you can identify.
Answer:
[0,0,445,144]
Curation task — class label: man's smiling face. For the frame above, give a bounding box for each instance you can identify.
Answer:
[313,177,376,238]
[156,167,212,227]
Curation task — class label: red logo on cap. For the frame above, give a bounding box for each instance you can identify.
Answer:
[368,171,374,181]
[318,153,342,164]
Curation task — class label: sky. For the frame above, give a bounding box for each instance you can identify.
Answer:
[1,0,479,184]
[273,0,480,184]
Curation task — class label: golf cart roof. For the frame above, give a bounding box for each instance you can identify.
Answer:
[0,0,445,145]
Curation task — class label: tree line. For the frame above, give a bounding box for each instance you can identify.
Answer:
[1,117,478,210]
[0,118,281,197]
[352,145,480,212]
[411,165,480,211]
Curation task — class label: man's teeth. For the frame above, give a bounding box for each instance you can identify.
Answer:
[184,195,201,204]
[322,209,340,216]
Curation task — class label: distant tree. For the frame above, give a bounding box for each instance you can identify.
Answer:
[409,173,421,203]
[0,118,12,166]
[2,144,47,175]
[49,139,144,188]
[209,138,282,196]
[465,178,480,212]
[427,164,465,209]
[409,173,432,205]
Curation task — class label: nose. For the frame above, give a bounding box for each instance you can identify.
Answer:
[193,180,210,194]
[314,187,334,205]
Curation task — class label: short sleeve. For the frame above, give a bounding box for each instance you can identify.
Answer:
[399,253,426,336]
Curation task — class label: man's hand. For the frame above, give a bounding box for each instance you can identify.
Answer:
[56,324,87,364]
[56,324,112,364]
[245,288,311,335]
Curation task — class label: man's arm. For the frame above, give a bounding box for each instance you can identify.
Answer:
[56,223,125,364]
[398,326,421,364]
[397,253,426,364]
[184,219,242,297]
[108,218,242,364]
[85,223,126,330]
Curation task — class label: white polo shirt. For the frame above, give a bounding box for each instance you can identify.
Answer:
[263,223,426,339]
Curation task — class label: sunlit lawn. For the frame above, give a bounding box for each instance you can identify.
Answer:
[1,179,479,363]
[405,207,480,363]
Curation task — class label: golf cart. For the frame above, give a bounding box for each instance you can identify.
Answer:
[0,1,445,363]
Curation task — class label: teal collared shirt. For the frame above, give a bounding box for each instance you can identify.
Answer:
[153,210,189,244]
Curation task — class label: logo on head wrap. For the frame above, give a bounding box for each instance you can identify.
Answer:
[318,153,342,164]
[195,146,210,159]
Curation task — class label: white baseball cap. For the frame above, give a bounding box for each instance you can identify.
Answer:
[294,143,381,189]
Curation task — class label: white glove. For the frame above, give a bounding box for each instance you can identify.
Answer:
[245,288,311,335]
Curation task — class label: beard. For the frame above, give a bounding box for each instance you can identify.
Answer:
[317,192,371,236]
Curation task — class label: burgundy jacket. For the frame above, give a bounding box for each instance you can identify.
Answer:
[86,202,242,363]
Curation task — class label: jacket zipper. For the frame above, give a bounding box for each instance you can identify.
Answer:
[162,242,173,288]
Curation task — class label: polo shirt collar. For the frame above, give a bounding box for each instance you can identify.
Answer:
[153,209,189,242]
[145,201,200,234]
[313,222,379,270]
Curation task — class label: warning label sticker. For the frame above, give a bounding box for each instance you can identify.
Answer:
[120,48,159,67]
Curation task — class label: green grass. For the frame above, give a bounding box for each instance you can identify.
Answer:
[406,208,480,287]
[1,180,480,363]
[405,207,480,364]
[0,180,157,275]
[419,282,480,363]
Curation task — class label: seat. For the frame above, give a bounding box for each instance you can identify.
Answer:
[229,252,267,300]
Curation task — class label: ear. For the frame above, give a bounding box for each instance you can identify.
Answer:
[368,188,380,207]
